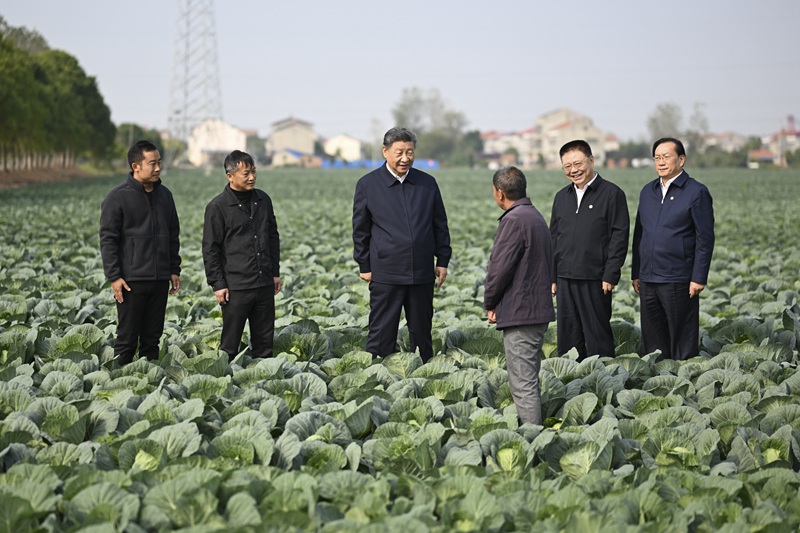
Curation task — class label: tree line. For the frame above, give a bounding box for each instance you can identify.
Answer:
[0,17,116,173]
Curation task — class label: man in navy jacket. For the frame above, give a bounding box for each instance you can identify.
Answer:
[352,127,451,361]
[632,137,715,360]
[484,166,554,425]
[99,140,181,366]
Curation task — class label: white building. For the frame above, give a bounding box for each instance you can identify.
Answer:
[323,134,362,162]
[187,119,247,167]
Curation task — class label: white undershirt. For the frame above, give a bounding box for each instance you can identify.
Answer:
[386,162,408,183]
[574,173,598,211]
[660,170,683,200]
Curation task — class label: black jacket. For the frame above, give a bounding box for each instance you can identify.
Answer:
[549,175,629,284]
[484,198,555,329]
[99,174,181,282]
[352,165,451,285]
[202,185,280,291]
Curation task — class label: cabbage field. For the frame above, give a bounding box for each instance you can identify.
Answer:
[0,167,799,532]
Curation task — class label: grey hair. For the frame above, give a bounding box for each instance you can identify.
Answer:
[383,127,417,147]
[492,166,527,201]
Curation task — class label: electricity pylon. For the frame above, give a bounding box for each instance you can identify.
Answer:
[167,0,223,144]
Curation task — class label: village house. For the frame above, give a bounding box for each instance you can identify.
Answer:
[323,134,363,163]
[266,117,318,167]
[187,119,247,167]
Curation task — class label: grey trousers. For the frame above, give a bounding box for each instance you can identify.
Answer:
[503,323,547,425]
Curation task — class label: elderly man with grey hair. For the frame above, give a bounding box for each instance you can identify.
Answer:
[484,166,554,425]
[352,127,452,361]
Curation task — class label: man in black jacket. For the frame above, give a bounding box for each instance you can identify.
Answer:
[485,166,554,425]
[352,127,451,361]
[99,140,181,366]
[203,150,281,359]
[550,140,629,360]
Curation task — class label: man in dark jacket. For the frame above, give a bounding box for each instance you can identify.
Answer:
[352,127,451,361]
[484,166,554,425]
[550,140,629,360]
[99,140,181,366]
[203,150,281,359]
[632,137,715,360]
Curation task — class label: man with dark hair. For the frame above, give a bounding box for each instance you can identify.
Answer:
[550,139,629,360]
[352,127,451,361]
[203,150,281,359]
[632,137,715,360]
[99,140,181,366]
[484,166,554,425]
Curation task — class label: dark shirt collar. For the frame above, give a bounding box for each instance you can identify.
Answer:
[127,171,161,192]
[498,197,532,220]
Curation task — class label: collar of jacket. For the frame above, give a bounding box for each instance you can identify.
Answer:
[498,197,532,220]
[566,173,604,195]
[127,172,161,192]
[222,183,266,204]
[650,170,689,191]
[380,165,418,187]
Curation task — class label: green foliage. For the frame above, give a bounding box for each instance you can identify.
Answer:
[0,167,798,529]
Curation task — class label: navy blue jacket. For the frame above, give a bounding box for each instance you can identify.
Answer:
[352,165,451,285]
[632,171,714,284]
[99,174,181,282]
[549,175,629,284]
[484,198,555,329]
[202,185,280,291]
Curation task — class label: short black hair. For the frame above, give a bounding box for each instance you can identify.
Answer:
[652,137,686,157]
[224,150,256,174]
[127,140,159,170]
[383,127,417,148]
[492,166,527,201]
[559,139,593,159]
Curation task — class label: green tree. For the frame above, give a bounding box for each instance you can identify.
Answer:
[646,102,683,140]
[391,87,479,166]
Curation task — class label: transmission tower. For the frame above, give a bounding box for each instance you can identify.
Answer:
[167,0,223,143]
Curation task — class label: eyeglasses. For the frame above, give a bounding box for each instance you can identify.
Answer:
[653,155,675,163]
[562,159,588,171]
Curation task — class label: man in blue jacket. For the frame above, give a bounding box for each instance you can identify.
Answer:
[485,166,554,425]
[203,150,281,359]
[632,137,715,360]
[99,140,181,366]
[352,127,451,361]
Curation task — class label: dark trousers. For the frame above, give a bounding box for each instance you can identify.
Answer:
[115,280,169,365]
[639,281,699,360]
[220,286,275,359]
[367,282,434,361]
[556,278,615,360]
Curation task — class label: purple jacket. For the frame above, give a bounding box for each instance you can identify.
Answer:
[484,198,555,329]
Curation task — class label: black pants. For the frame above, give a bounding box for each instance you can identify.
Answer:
[220,286,275,359]
[115,280,169,365]
[556,278,615,360]
[367,282,434,361]
[639,281,699,360]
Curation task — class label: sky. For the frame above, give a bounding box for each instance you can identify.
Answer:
[3,0,798,143]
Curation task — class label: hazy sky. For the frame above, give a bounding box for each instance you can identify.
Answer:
[3,1,798,143]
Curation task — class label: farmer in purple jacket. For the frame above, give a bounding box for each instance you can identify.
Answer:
[484,166,555,425]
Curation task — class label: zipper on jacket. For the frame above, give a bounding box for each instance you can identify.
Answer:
[147,191,158,279]
[400,183,415,283]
